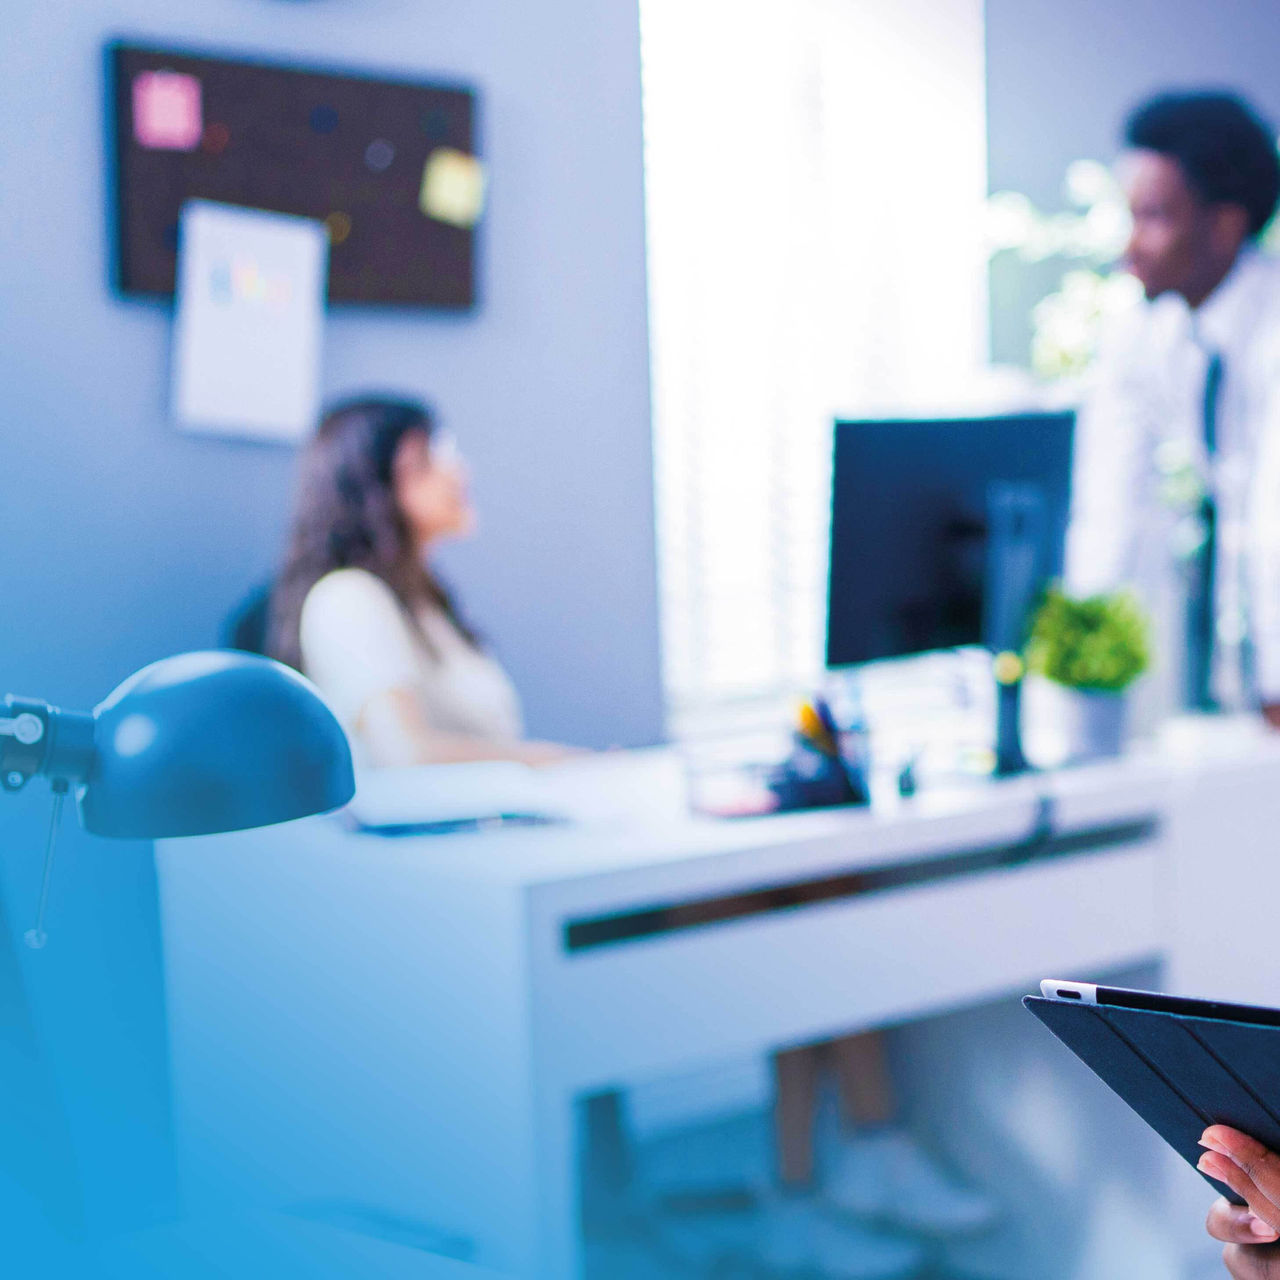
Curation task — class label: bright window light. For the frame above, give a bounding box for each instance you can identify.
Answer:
[640,0,990,732]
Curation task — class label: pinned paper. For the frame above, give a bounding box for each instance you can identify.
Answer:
[172,201,328,443]
[133,71,203,151]
[202,121,232,155]
[364,138,395,172]
[323,211,352,245]
[309,103,339,135]
[419,149,486,228]
[420,107,449,140]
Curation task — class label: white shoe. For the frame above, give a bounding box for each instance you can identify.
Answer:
[755,1193,926,1280]
[822,1128,998,1238]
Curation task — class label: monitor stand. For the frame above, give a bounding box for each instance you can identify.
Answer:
[984,482,1048,779]
[994,674,1030,777]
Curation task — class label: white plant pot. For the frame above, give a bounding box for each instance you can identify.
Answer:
[1065,688,1128,761]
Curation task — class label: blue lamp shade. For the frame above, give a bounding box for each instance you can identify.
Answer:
[79,652,355,839]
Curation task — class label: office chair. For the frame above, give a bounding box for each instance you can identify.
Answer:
[223,583,273,657]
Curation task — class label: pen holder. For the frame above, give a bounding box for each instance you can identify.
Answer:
[767,733,869,812]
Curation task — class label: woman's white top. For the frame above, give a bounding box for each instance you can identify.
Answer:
[299,568,524,755]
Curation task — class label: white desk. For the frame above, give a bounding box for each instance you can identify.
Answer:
[155,727,1280,1280]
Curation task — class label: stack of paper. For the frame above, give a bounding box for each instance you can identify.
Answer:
[346,762,565,834]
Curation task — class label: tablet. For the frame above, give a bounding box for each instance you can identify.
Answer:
[1026,980,1280,1205]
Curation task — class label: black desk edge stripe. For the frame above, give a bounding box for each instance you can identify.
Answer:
[562,816,1159,954]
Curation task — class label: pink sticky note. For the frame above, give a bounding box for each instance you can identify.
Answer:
[133,71,203,151]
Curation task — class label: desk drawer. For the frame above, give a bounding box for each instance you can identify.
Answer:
[534,841,1163,1089]
[563,817,1157,953]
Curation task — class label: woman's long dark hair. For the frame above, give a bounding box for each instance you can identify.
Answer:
[267,396,477,672]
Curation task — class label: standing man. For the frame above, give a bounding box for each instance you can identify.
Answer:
[1067,91,1280,724]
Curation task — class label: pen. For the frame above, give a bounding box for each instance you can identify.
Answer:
[796,701,836,755]
[813,694,840,744]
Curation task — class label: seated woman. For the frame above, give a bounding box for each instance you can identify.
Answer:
[268,396,578,767]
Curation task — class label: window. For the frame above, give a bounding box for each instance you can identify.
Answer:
[641,0,990,731]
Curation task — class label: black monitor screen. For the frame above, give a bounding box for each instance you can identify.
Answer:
[825,413,1075,668]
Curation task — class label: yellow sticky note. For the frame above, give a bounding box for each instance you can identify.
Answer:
[419,149,487,228]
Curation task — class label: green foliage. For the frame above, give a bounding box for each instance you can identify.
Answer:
[1027,587,1151,692]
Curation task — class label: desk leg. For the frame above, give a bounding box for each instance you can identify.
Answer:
[531,1080,583,1279]
[580,1092,632,1210]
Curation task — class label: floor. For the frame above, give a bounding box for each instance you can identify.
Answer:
[577,964,1205,1280]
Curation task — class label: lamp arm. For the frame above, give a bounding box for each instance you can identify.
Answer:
[0,697,96,792]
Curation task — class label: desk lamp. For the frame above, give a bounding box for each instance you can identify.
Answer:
[0,651,355,944]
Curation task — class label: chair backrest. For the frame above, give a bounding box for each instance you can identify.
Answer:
[222,584,273,657]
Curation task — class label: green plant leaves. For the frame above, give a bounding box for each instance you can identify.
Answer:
[1026,585,1151,692]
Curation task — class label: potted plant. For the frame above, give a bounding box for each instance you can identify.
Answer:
[1026,587,1151,759]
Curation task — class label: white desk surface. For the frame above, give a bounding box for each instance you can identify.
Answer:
[221,741,1196,897]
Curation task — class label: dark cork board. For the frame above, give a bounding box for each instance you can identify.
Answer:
[109,42,479,307]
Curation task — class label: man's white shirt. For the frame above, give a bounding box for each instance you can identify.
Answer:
[1066,246,1280,713]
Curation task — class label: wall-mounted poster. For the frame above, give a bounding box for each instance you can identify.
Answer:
[172,201,327,443]
[110,42,482,308]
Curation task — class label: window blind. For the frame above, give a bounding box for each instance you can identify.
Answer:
[640,0,990,731]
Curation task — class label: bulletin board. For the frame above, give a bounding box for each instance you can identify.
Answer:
[108,42,480,307]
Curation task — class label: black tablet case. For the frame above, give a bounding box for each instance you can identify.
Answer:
[1024,995,1280,1205]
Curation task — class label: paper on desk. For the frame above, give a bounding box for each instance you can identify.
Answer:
[347,762,566,831]
[172,201,328,443]
[536,749,691,825]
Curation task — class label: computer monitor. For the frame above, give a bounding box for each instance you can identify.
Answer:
[825,412,1075,669]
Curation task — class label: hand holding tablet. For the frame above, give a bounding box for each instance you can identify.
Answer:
[1200,1126,1280,1251]
[1202,1137,1280,1279]
[1027,981,1280,1276]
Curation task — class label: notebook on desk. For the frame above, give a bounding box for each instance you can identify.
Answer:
[346,762,567,835]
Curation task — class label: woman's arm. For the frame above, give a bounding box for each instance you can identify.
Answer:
[357,686,580,768]
[301,570,582,767]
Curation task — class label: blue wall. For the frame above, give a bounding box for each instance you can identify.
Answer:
[987,0,1280,206]
[0,0,659,1245]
